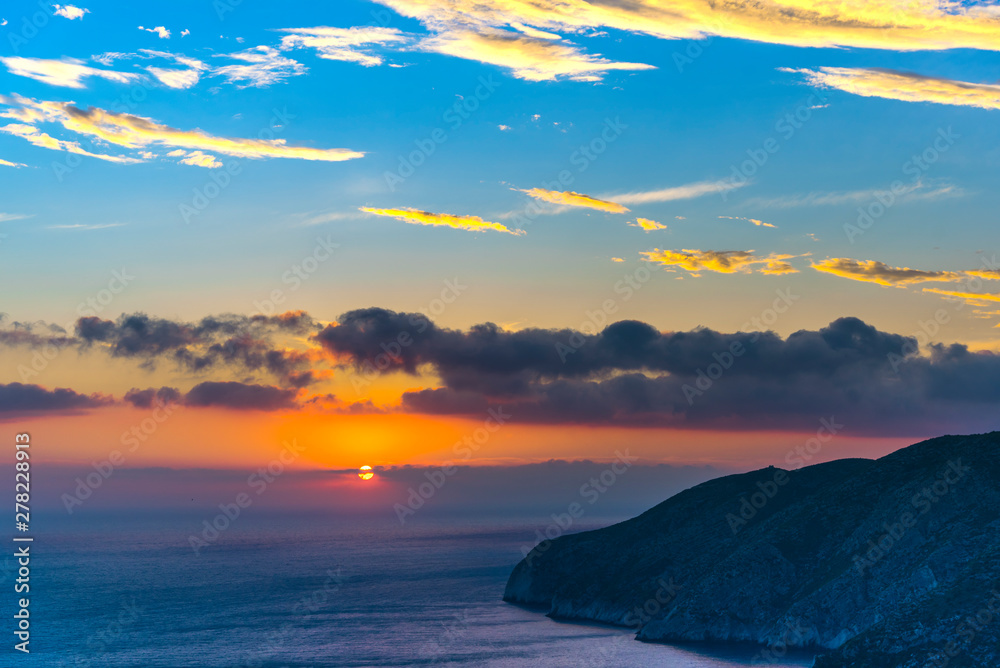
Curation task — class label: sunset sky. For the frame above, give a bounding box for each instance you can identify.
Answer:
[2,0,1000,498]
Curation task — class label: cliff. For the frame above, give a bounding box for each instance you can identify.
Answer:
[504,432,1000,667]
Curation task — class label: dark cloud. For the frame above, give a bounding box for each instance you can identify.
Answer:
[123,386,182,409]
[0,382,112,415]
[183,381,298,411]
[0,316,75,349]
[4,307,1000,435]
[318,310,1000,435]
[71,312,317,383]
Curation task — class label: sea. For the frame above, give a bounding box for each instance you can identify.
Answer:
[6,513,815,667]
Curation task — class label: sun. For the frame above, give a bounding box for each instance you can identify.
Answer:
[358,465,374,481]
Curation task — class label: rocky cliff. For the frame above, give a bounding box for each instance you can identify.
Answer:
[504,432,1000,667]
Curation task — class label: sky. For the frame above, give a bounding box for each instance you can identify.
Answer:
[1,0,1000,512]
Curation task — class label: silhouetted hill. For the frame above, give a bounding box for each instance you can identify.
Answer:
[504,432,1000,667]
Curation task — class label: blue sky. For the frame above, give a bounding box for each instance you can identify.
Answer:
[2,0,1000,469]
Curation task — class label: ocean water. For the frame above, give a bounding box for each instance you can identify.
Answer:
[8,514,814,667]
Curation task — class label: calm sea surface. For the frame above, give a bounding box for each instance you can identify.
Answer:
[6,513,815,667]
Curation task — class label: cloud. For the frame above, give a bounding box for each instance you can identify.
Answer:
[377,0,1000,57]
[0,158,26,168]
[213,46,307,88]
[641,249,800,276]
[361,207,526,235]
[0,96,364,164]
[318,308,1000,434]
[72,311,319,384]
[168,149,223,168]
[0,122,143,164]
[53,5,88,20]
[923,288,1000,305]
[8,306,1000,434]
[744,181,959,209]
[277,26,410,66]
[0,56,140,89]
[147,66,201,89]
[0,382,110,416]
[719,215,776,228]
[48,223,126,230]
[183,381,298,411]
[628,217,667,232]
[786,67,1000,111]
[811,258,1000,287]
[0,318,74,349]
[123,386,181,408]
[519,187,628,213]
[139,25,170,39]
[607,179,744,206]
[421,28,654,82]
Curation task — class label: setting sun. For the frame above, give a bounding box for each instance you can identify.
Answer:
[358,465,374,481]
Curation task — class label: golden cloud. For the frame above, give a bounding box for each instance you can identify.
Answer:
[422,28,654,81]
[377,0,1000,84]
[811,258,994,287]
[519,187,628,213]
[628,217,667,232]
[641,249,800,276]
[786,67,1000,110]
[0,123,142,164]
[719,215,776,228]
[361,207,526,235]
[923,288,1000,304]
[0,96,364,166]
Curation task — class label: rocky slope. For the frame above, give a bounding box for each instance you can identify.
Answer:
[504,432,1000,667]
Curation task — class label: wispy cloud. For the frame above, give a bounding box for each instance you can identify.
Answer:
[0,56,140,89]
[606,179,744,206]
[745,181,959,209]
[48,223,126,230]
[719,215,776,228]
[167,149,223,168]
[379,0,1000,57]
[628,217,667,232]
[0,95,364,165]
[0,123,141,164]
[813,258,1000,287]
[421,29,654,82]
[923,288,1000,305]
[518,187,628,213]
[0,158,26,168]
[142,50,209,89]
[213,46,307,88]
[361,207,525,235]
[785,67,1000,110]
[277,26,410,66]
[641,249,801,276]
